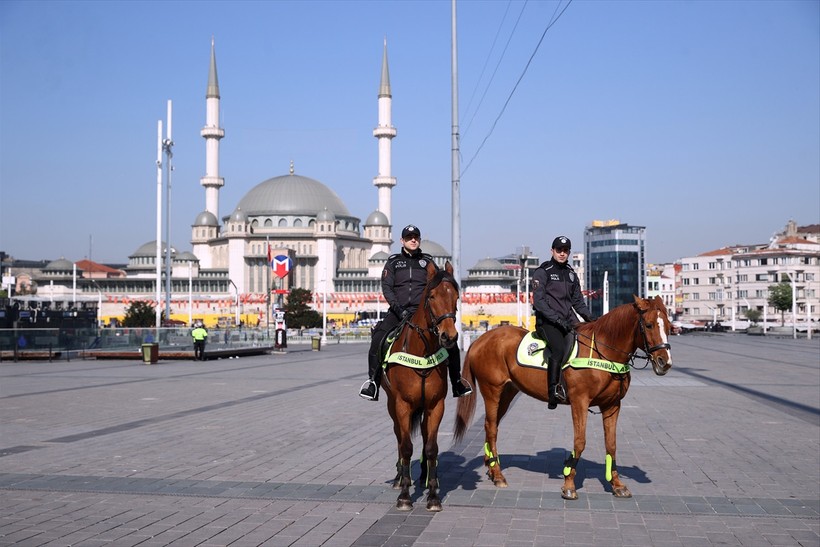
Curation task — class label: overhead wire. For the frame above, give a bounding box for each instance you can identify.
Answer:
[461,0,523,140]
[461,0,574,178]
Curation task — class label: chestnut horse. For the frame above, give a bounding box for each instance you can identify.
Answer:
[453,295,672,500]
[382,260,460,511]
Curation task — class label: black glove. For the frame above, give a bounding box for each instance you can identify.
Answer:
[401,309,412,320]
[389,304,403,318]
[581,314,596,322]
[556,319,573,333]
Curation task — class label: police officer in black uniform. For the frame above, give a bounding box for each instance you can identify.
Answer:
[359,224,473,401]
[532,236,595,409]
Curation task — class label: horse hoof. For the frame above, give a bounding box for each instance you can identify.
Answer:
[494,479,508,488]
[561,488,578,500]
[612,487,632,498]
[426,500,442,512]
[396,500,413,511]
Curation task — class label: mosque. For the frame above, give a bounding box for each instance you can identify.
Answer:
[7,40,525,328]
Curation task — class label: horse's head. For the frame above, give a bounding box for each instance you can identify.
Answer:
[423,260,460,348]
[633,295,673,375]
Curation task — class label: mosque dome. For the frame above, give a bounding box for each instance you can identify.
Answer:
[194,210,219,226]
[236,172,350,217]
[45,258,74,271]
[316,207,336,222]
[472,258,505,271]
[365,210,389,226]
[175,251,198,262]
[131,240,176,258]
[369,251,390,261]
[420,239,450,258]
[229,207,248,223]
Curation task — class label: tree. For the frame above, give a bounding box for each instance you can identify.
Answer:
[744,309,762,326]
[122,301,161,328]
[767,283,792,326]
[284,287,322,329]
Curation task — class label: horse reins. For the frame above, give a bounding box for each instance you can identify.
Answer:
[575,304,669,370]
[401,275,458,356]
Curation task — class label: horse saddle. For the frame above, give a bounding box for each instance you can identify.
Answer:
[515,331,577,370]
[380,322,449,370]
[516,332,631,374]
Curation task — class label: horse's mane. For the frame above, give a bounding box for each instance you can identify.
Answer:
[426,269,459,293]
[583,300,637,342]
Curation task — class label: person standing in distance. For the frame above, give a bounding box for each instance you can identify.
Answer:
[191,321,208,361]
[532,236,595,409]
[359,224,473,401]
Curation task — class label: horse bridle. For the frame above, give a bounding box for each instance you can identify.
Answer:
[575,304,670,368]
[403,276,458,355]
[635,305,671,362]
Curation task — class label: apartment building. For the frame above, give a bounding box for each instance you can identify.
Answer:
[677,222,819,326]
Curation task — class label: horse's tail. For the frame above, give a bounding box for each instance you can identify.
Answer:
[411,408,423,437]
[453,346,477,445]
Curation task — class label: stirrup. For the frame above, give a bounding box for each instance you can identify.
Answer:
[452,378,473,398]
[552,384,567,403]
[359,379,379,401]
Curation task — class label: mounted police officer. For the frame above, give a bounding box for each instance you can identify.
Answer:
[359,224,473,401]
[532,236,595,409]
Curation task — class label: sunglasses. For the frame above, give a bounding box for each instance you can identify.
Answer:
[554,247,570,254]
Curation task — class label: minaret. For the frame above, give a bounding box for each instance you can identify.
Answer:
[200,37,225,219]
[373,39,397,223]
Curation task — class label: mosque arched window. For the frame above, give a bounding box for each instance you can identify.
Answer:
[278,218,287,227]
[294,218,303,227]
[264,219,273,228]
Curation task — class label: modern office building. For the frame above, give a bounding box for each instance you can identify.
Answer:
[584,220,646,316]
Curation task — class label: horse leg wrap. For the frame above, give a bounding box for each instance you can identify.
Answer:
[605,454,616,482]
[483,442,500,468]
[563,451,579,477]
[424,458,437,488]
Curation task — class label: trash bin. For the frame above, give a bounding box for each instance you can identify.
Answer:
[141,342,159,364]
[311,336,321,351]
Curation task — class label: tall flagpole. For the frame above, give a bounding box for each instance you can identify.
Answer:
[266,236,271,340]
[451,0,463,346]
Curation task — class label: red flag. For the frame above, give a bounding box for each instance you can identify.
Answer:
[267,244,272,268]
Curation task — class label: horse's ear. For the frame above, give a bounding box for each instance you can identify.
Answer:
[633,295,648,310]
[426,260,437,280]
[444,260,454,275]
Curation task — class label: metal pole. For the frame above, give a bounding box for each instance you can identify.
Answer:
[188,261,193,326]
[164,100,174,323]
[791,272,797,339]
[451,0,462,345]
[155,120,163,331]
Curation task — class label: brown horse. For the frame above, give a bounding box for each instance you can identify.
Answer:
[453,295,672,500]
[382,260,460,511]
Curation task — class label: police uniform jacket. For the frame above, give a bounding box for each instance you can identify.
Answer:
[532,258,593,328]
[382,247,437,316]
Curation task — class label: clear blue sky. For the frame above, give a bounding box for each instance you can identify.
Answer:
[1,0,818,272]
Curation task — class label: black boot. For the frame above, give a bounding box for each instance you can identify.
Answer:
[447,347,473,398]
[360,351,382,401]
[547,358,566,410]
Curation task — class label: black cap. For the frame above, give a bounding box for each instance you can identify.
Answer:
[401,225,421,239]
[551,236,571,250]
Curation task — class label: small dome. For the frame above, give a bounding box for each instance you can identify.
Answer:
[45,258,74,271]
[472,257,505,271]
[229,207,248,223]
[316,207,336,222]
[369,251,390,261]
[175,251,198,262]
[365,210,389,226]
[131,240,176,258]
[420,239,450,258]
[194,210,219,227]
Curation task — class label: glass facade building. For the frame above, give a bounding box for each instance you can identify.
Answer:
[584,221,646,316]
